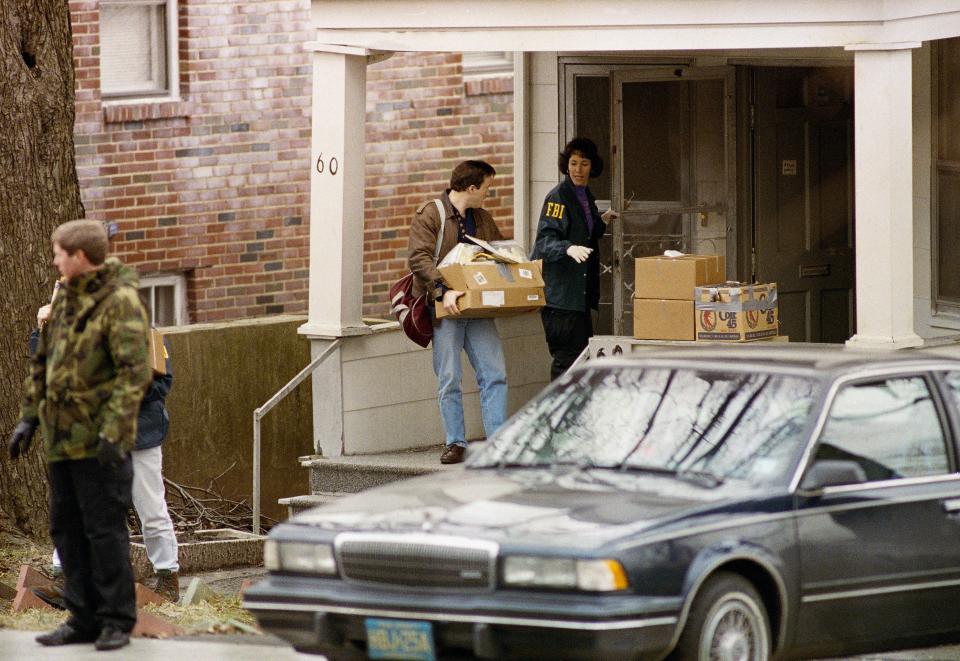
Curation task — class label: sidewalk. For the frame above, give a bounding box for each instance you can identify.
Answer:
[0,629,318,660]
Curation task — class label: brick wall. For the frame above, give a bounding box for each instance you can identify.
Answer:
[363,52,515,318]
[70,0,313,323]
[70,3,514,323]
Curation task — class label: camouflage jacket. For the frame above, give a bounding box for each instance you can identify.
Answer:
[20,258,151,462]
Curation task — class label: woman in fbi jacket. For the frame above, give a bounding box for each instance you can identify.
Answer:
[531,137,619,380]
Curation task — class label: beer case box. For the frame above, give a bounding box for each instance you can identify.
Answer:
[148,328,168,375]
[436,260,545,319]
[694,282,779,342]
[633,299,695,341]
[634,254,726,301]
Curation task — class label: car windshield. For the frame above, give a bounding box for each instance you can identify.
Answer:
[470,365,820,487]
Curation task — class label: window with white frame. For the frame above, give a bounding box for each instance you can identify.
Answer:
[100,0,178,98]
[462,52,513,79]
[139,274,188,327]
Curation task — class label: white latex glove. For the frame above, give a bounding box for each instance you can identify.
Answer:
[601,209,619,223]
[442,289,464,316]
[37,304,51,326]
[566,245,593,264]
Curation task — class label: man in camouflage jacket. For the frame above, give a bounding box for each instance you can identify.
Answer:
[9,219,151,651]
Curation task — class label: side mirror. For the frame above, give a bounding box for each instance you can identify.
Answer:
[800,459,868,491]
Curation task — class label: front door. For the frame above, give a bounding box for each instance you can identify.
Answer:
[752,67,855,343]
[606,68,734,336]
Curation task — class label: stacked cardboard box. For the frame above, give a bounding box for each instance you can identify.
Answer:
[437,260,545,319]
[694,282,779,342]
[633,255,725,341]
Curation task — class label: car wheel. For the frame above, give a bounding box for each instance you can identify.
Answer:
[670,572,771,661]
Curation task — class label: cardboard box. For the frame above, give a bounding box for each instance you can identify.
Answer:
[634,254,726,300]
[148,328,168,374]
[694,282,779,342]
[437,261,545,319]
[633,299,695,341]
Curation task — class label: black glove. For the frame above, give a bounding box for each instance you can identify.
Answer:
[9,419,38,459]
[97,437,125,468]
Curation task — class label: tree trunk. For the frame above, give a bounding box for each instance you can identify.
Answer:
[0,1,83,538]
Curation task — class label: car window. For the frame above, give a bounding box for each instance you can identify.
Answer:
[815,376,949,481]
[470,366,819,488]
[942,371,960,414]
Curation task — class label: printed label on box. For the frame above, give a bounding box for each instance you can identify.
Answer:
[518,268,533,279]
[481,290,505,307]
[526,294,540,301]
[473,272,488,286]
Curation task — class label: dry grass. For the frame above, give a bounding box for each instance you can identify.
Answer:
[0,528,259,635]
[143,595,259,635]
[0,608,66,631]
[0,530,52,588]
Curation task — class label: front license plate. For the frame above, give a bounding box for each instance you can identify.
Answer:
[365,617,436,661]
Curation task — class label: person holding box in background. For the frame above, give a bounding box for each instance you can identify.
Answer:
[407,160,508,465]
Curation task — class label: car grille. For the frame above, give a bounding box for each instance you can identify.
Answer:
[335,533,498,590]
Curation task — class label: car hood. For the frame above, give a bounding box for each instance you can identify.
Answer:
[291,467,757,549]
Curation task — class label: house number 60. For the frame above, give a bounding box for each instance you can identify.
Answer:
[316,153,339,176]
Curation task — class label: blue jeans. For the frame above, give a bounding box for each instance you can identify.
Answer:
[432,317,508,447]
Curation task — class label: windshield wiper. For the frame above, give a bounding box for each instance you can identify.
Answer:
[621,464,724,488]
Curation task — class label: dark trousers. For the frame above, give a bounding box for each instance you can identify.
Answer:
[49,457,136,634]
[541,307,593,380]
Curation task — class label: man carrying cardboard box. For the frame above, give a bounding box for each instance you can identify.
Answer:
[407,160,508,464]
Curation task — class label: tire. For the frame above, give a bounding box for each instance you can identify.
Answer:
[669,572,771,661]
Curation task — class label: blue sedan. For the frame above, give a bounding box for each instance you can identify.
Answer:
[244,347,960,660]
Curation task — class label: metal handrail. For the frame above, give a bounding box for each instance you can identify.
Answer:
[252,339,341,534]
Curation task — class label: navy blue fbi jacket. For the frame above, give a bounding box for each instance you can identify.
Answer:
[531,177,607,313]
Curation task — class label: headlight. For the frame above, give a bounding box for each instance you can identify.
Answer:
[269,541,337,575]
[502,556,628,591]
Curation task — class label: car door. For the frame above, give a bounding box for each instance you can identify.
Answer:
[792,372,960,652]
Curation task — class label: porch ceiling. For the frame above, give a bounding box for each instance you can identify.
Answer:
[310,0,960,52]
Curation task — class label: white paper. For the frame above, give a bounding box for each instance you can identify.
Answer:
[473,272,488,286]
[526,294,540,301]
[518,268,532,279]
[482,290,505,307]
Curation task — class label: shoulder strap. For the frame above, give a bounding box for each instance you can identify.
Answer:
[432,198,445,264]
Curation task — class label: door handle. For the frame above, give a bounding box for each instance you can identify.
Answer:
[942,498,960,514]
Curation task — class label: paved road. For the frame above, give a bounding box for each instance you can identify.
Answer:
[2,629,959,660]
[0,630,318,660]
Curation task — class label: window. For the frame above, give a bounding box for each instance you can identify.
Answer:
[139,274,187,327]
[100,1,178,98]
[933,38,960,314]
[461,52,513,79]
[815,377,949,482]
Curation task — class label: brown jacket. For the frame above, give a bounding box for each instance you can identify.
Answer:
[407,192,503,300]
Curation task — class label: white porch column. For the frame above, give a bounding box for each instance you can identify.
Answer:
[845,43,923,350]
[299,44,370,339]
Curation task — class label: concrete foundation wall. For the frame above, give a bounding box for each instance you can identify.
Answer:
[161,316,314,523]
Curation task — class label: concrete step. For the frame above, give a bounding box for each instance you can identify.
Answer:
[301,444,464,495]
[277,492,346,518]
[278,444,472,519]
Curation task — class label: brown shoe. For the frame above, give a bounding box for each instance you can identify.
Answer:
[151,570,180,603]
[440,444,465,464]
